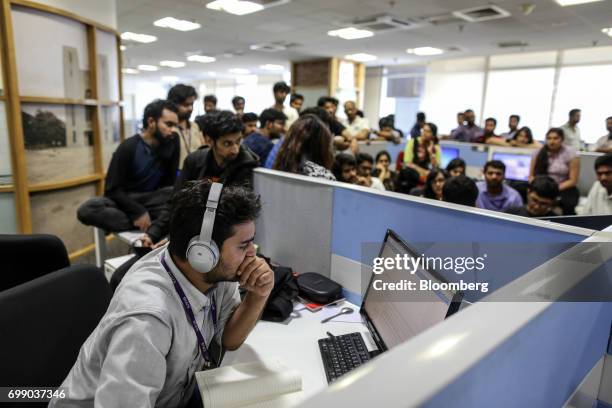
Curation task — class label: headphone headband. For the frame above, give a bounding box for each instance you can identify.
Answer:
[199,182,223,244]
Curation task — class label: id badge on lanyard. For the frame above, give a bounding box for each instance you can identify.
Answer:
[160,254,219,369]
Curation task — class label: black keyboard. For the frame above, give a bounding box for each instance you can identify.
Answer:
[318,332,371,383]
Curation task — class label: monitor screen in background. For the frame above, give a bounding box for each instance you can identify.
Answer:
[491,152,532,181]
[363,233,455,350]
[440,147,459,168]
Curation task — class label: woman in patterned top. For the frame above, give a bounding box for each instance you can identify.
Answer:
[529,127,580,215]
[273,114,336,180]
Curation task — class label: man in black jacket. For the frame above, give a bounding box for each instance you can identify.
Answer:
[142,110,259,246]
[77,99,180,232]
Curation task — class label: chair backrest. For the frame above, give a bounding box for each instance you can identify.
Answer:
[0,264,112,387]
[0,234,70,291]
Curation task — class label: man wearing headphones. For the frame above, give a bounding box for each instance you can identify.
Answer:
[53,181,273,407]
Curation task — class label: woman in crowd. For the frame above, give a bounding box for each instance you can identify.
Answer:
[422,168,449,201]
[510,126,542,149]
[273,114,335,180]
[529,128,580,215]
[445,158,466,178]
[403,122,441,182]
[373,150,396,191]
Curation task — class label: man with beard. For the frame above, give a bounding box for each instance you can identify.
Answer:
[141,110,259,247]
[53,181,272,407]
[582,153,612,215]
[475,160,523,212]
[167,84,205,169]
[76,99,180,232]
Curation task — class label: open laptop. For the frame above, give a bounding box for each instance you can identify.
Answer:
[318,229,463,383]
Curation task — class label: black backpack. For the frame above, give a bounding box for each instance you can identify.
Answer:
[261,265,299,322]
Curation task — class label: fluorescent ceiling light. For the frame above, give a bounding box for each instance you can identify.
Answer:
[345,53,377,62]
[162,76,180,82]
[187,55,216,63]
[206,0,264,16]
[120,45,127,51]
[603,27,612,37]
[229,68,250,74]
[121,31,157,43]
[154,17,201,31]
[160,60,186,68]
[122,68,139,74]
[260,64,284,71]
[407,47,444,56]
[207,71,217,77]
[137,64,159,71]
[327,27,374,40]
[555,0,603,6]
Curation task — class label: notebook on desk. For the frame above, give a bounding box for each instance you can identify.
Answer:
[195,357,302,408]
[318,229,464,383]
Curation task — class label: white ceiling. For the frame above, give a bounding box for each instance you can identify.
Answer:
[118,0,612,80]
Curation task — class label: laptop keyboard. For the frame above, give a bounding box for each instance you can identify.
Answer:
[318,332,371,383]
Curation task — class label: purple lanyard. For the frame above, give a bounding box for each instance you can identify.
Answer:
[160,255,218,367]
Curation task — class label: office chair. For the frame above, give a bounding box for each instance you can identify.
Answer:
[0,264,112,388]
[0,233,70,291]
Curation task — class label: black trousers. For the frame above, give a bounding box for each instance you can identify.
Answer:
[76,186,173,232]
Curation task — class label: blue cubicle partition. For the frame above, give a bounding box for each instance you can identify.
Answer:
[330,185,591,303]
[253,169,593,304]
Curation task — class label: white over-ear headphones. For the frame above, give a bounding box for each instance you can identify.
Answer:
[186,182,223,274]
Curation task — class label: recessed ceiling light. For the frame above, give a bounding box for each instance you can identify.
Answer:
[406,47,444,56]
[121,32,157,43]
[207,71,217,77]
[229,68,250,74]
[154,17,201,31]
[555,0,603,5]
[345,53,377,62]
[603,27,612,37]
[328,27,374,40]
[187,55,217,63]
[137,64,159,71]
[122,68,139,74]
[120,45,127,51]
[260,64,284,71]
[206,0,264,16]
[162,76,180,82]
[160,60,186,68]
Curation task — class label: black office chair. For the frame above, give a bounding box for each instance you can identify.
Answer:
[0,234,70,292]
[0,264,112,390]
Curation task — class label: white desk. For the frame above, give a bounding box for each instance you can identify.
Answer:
[221,301,375,404]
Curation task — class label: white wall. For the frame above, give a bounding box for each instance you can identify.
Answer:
[28,0,117,29]
[368,45,612,144]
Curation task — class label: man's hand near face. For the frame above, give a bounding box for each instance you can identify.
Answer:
[237,255,274,298]
[222,255,274,350]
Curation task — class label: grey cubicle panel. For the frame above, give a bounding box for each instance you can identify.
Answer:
[578,152,600,196]
[253,169,334,277]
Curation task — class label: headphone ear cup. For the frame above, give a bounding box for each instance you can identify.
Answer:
[186,237,220,274]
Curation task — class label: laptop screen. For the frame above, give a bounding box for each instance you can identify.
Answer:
[362,231,461,351]
[440,146,459,168]
[491,152,532,181]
